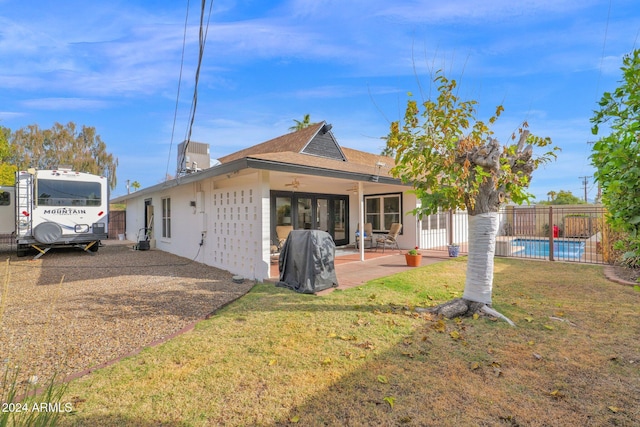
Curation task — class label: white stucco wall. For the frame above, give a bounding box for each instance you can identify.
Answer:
[347,185,419,250]
[200,171,270,281]
[123,197,146,243]
[401,191,419,250]
[122,171,270,281]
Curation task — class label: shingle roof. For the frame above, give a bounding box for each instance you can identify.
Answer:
[111,122,401,203]
[217,122,325,164]
[216,121,395,178]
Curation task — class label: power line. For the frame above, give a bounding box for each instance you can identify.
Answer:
[580,0,612,179]
[165,0,191,183]
[595,0,612,101]
[177,0,214,178]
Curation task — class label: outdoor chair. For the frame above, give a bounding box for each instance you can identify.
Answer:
[275,225,293,251]
[355,222,374,250]
[375,223,402,253]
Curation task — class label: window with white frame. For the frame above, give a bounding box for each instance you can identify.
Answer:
[161,197,171,238]
[365,193,401,233]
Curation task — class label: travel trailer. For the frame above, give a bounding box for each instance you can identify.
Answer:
[0,169,109,258]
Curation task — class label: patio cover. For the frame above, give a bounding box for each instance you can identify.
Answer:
[277,230,339,294]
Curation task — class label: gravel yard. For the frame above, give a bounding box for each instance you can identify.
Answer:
[0,241,254,387]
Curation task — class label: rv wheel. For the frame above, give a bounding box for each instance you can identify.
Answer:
[17,245,28,257]
[89,242,99,252]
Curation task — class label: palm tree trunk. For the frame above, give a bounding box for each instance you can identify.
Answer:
[462,212,500,305]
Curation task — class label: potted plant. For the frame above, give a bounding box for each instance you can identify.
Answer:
[405,246,422,267]
[447,244,460,257]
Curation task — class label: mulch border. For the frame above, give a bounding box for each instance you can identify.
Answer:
[603,265,639,287]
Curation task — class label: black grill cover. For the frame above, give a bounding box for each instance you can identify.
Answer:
[277,230,339,294]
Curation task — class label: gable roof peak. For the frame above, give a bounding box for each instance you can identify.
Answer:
[217,121,331,164]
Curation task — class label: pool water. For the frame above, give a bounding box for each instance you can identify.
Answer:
[512,238,585,260]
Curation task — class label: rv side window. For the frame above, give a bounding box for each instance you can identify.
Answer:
[37,179,102,206]
[0,191,10,206]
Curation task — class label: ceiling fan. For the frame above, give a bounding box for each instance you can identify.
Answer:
[345,183,359,193]
[285,178,303,190]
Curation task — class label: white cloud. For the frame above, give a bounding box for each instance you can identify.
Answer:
[0,111,26,120]
[374,0,595,24]
[0,5,197,97]
[20,98,110,110]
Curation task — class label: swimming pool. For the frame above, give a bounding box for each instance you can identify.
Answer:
[512,238,585,260]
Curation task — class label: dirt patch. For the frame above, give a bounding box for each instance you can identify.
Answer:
[0,242,254,386]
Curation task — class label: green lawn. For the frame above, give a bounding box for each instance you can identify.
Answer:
[57,258,639,426]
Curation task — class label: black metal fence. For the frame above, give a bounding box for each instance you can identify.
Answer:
[420,205,609,264]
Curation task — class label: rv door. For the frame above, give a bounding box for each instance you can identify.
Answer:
[0,187,14,235]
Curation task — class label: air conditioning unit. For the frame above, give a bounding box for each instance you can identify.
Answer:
[177,141,210,174]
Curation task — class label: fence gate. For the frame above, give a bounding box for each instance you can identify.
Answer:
[513,208,536,236]
[108,210,126,239]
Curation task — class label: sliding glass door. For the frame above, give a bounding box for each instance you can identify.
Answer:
[271,191,349,246]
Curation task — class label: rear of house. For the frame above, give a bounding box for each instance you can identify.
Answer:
[113,122,421,281]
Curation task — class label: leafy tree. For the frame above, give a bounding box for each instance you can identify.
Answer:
[591,49,640,246]
[0,126,16,186]
[8,122,118,190]
[387,72,557,322]
[539,190,585,205]
[131,181,141,192]
[289,114,312,131]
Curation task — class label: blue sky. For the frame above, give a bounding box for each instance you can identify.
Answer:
[1,0,638,201]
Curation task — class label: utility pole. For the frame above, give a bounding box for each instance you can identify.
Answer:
[579,176,591,203]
